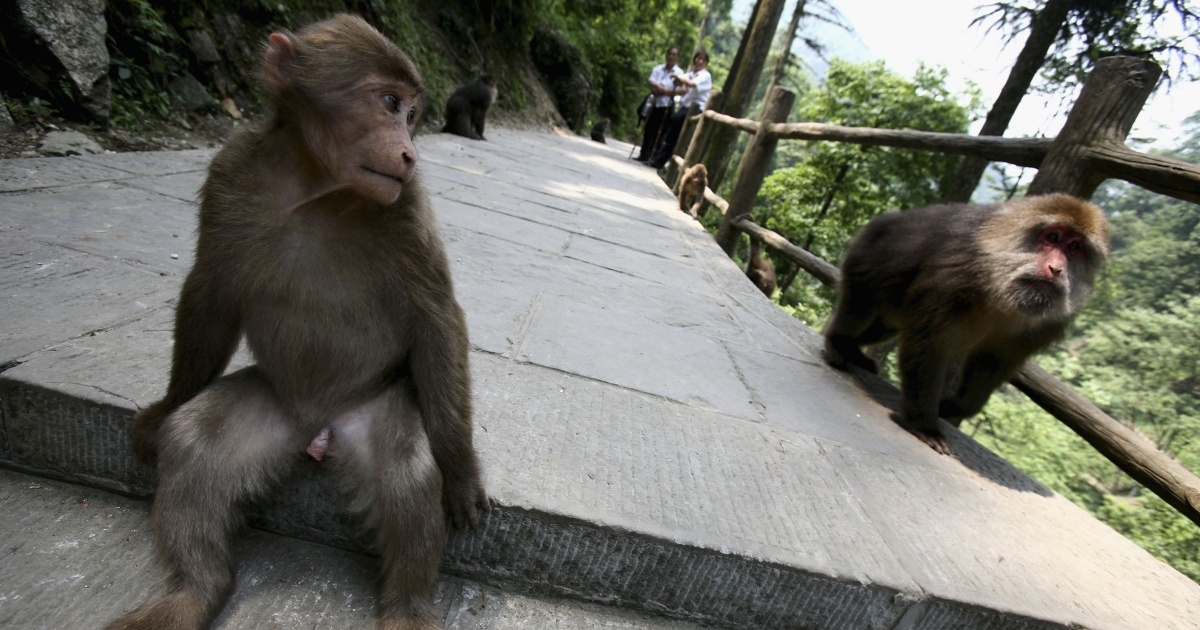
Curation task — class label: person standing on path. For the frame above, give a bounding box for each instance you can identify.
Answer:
[651,51,713,169]
[636,45,683,164]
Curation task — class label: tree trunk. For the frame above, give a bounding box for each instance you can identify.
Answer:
[943,0,1073,202]
[1027,55,1161,197]
[764,0,807,99]
[695,0,718,53]
[699,0,789,191]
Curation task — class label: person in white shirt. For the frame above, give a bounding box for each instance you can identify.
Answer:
[651,51,713,168]
[636,46,682,163]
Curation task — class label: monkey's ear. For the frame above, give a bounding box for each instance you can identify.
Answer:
[264,31,298,96]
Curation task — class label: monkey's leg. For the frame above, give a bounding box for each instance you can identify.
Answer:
[896,332,953,455]
[331,385,446,630]
[823,293,886,373]
[939,351,1020,425]
[105,368,302,630]
[452,112,482,141]
[470,110,487,141]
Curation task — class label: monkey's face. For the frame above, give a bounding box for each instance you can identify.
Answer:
[1009,223,1092,317]
[336,77,422,206]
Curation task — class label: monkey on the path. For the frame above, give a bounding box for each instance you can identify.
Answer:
[823,194,1109,454]
[677,162,708,218]
[106,15,487,630]
[746,234,776,297]
[442,75,497,140]
[590,117,610,143]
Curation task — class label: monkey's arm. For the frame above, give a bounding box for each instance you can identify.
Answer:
[131,265,241,464]
[410,302,488,528]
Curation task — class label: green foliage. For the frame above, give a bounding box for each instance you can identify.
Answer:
[105,0,187,127]
[754,59,979,314]
[539,0,707,138]
[1097,493,1200,581]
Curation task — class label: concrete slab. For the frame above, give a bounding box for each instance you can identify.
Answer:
[0,468,711,630]
[0,235,176,366]
[1,128,1198,630]
[0,156,132,192]
[0,181,198,274]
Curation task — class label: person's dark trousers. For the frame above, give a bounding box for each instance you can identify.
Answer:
[650,107,689,168]
[638,106,672,162]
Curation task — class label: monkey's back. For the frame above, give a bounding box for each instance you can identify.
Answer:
[839,202,1001,323]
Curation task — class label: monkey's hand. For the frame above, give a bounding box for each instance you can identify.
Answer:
[444,468,489,529]
[130,399,174,466]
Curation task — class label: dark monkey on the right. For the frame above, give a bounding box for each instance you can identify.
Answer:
[442,75,497,140]
[823,193,1110,454]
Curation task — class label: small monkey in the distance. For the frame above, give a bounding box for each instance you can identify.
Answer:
[746,233,776,298]
[823,193,1109,454]
[442,75,497,140]
[590,117,610,143]
[107,15,486,630]
[677,162,708,218]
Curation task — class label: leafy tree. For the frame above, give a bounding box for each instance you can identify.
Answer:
[947,0,1200,202]
[538,0,707,138]
[753,59,979,311]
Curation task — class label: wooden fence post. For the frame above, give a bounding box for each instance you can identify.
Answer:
[664,103,701,188]
[676,92,724,192]
[715,86,795,256]
[1027,56,1161,197]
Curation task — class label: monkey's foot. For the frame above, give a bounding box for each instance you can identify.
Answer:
[102,592,209,630]
[823,342,878,374]
[379,617,441,630]
[908,427,951,455]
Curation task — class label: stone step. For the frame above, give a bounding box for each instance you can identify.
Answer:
[0,468,714,630]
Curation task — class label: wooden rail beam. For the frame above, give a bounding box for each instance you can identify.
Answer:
[1088,143,1200,204]
[731,217,839,286]
[1013,363,1200,527]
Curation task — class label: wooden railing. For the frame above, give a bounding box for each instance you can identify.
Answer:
[667,56,1200,527]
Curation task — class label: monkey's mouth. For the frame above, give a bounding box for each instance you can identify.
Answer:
[361,166,407,185]
[1011,277,1065,314]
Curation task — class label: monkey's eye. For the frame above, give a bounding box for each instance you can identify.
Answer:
[382,93,400,112]
[406,107,417,125]
[1068,240,1082,252]
[1045,231,1061,244]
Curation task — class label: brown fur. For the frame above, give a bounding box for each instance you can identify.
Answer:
[109,15,486,630]
[442,75,497,140]
[677,163,708,218]
[746,236,777,297]
[823,193,1108,454]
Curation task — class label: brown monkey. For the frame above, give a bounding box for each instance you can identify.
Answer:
[823,194,1109,454]
[590,117,610,143]
[677,162,708,218]
[109,15,487,630]
[442,75,497,140]
[746,234,777,297]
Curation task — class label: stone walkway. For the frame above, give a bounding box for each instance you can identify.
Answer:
[1,128,1197,629]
